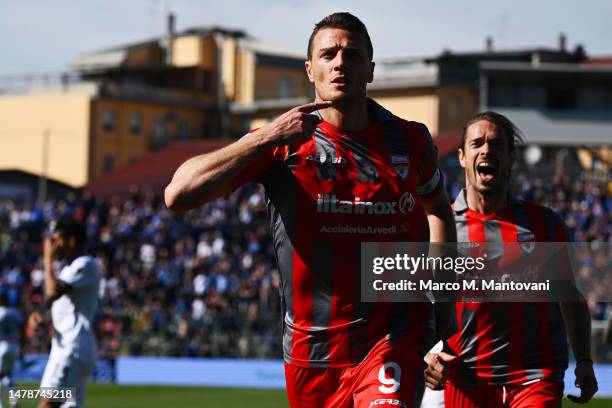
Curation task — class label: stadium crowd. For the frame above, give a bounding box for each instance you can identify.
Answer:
[0,171,610,361]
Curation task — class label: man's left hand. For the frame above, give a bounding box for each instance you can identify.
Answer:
[43,236,59,262]
[424,352,456,390]
[567,360,598,404]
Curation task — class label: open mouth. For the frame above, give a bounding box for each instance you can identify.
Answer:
[476,162,497,183]
[331,77,349,86]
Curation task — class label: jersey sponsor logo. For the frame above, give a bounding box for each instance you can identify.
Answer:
[369,399,407,407]
[393,166,409,180]
[398,192,415,213]
[306,154,346,164]
[390,154,409,164]
[320,224,398,234]
[517,232,535,241]
[317,193,415,215]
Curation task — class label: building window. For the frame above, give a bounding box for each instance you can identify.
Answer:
[151,115,167,148]
[202,70,212,93]
[277,76,292,98]
[242,118,251,134]
[129,112,143,134]
[489,84,515,107]
[547,87,576,110]
[202,123,213,138]
[178,118,191,140]
[577,87,606,112]
[103,155,115,173]
[448,95,463,120]
[517,85,546,109]
[102,110,116,132]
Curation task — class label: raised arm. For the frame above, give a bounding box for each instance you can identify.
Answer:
[561,283,598,403]
[421,186,456,244]
[421,187,458,390]
[164,102,330,212]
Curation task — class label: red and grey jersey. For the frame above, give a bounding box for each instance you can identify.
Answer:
[231,99,442,368]
[446,189,570,385]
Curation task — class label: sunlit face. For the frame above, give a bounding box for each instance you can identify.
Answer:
[459,120,514,196]
[305,28,374,105]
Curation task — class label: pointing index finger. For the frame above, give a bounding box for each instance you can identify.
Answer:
[297,102,332,113]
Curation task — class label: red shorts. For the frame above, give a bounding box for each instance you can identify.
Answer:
[284,335,428,408]
[444,379,563,408]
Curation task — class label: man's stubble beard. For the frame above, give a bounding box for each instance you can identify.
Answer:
[472,173,511,197]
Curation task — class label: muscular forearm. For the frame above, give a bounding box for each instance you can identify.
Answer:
[424,189,456,243]
[422,188,458,339]
[165,102,328,212]
[427,211,456,243]
[561,297,592,362]
[164,129,273,212]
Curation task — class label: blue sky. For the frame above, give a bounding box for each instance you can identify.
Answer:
[1,0,611,75]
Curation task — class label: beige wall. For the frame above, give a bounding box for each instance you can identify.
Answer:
[250,118,270,130]
[172,35,201,67]
[254,65,310,100]
[0,94,92,187]
[221,37,237,100]
[235,49,256,104]
[369,88,439,134]
[436,85,479,132]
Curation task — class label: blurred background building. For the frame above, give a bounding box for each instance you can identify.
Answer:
[0,14,312,200]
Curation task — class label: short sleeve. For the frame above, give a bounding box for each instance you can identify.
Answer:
[415,124,442,196]
[229,130,286,190]
[59,258,100,289]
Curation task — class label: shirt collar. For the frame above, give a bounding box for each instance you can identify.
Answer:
[453,188,521,214]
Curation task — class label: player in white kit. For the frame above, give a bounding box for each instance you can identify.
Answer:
[39,217,100,408]
[0,292,23,408]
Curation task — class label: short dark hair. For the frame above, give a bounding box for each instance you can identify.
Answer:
[307,12,373,61]
[50,216,87,250]
[461,111,524,154]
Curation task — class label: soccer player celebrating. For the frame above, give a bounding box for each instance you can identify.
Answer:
[165,12,456,408]
[39,217,101,408]
[423,112,598,407]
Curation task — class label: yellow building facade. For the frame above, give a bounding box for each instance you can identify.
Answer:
[0,27,312,188]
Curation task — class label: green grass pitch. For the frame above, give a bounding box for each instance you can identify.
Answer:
[12,383,611,407]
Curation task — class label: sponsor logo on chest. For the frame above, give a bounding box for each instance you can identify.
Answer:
[316,192,415,215]
[305,153,346,164]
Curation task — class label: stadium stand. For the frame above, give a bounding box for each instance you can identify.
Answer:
[0,172,610,365]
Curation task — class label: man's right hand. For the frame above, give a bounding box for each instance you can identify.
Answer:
[43,236,59,264]
[259,102,331,147]
[424,352,456,390]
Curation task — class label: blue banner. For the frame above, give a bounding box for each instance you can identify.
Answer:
[14,356,612,397]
